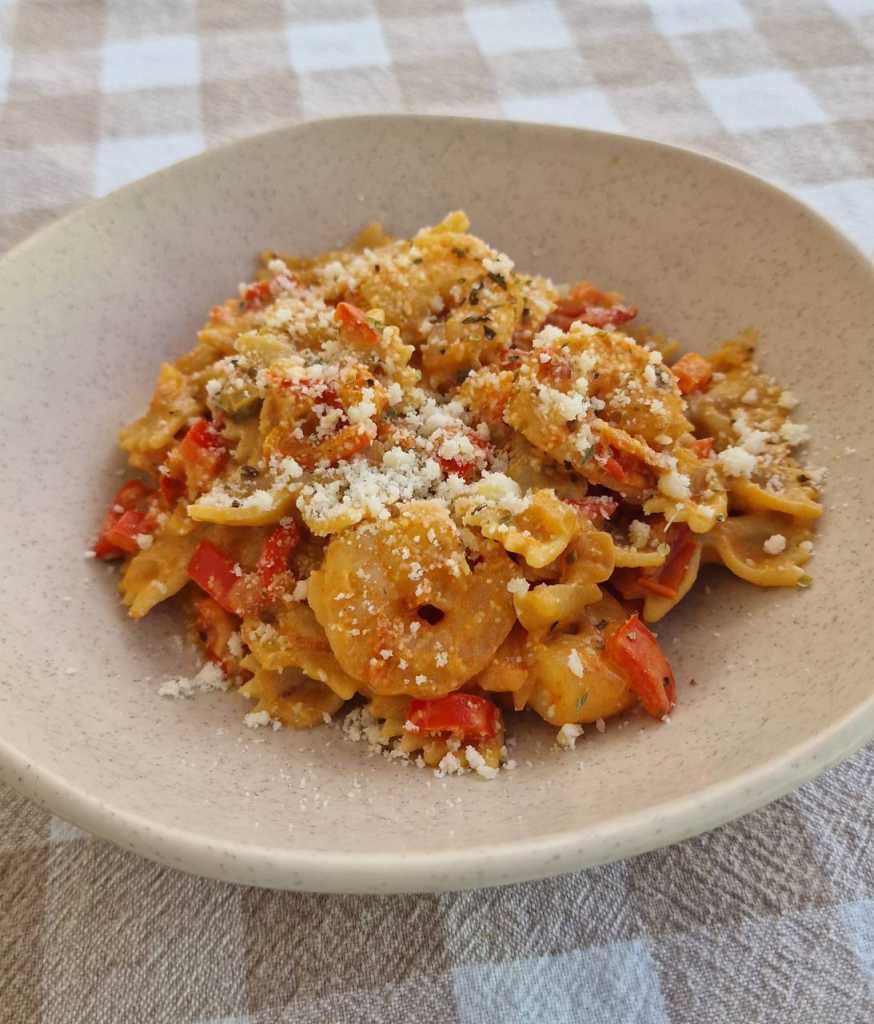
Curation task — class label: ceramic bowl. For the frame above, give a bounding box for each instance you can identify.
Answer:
[1,115,872,894]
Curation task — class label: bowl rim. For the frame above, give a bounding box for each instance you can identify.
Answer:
[2,113,873,894]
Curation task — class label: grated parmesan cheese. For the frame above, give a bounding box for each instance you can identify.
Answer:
[556,723,583,750]
[779,420,811,446]
[763,533,787,555]
[629,519,651,550]
[658,469,691,500]
[465,745,499,780]
[718,446,757,478]
[158,661,227,699]
[567,649,584,678]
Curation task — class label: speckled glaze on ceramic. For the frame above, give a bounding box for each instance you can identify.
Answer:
[1,116,872,894]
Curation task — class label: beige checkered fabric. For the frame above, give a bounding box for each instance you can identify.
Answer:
[2,1,873,1021]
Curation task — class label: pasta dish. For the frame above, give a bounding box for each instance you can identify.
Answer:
[92,213,822,778]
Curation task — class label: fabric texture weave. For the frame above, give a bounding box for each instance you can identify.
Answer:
[2,2,873,1021]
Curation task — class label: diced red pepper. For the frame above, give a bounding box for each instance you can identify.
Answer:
[567,496,619,523]
[690,437,714,459]
[436,431,491,483]
[241,280,272,307]
[604,456,626,482]
[257,522,301,590]
[335,301,379,346]
[193,595,238,676]
[103,509,147,555]
[407,693,501,740]
[605,614,676,719]
[671,352,712,395]
[94,479,155,559]
[159,473,185,507]
[600,446,653,491]
[179,418,229,491]
[637,526,700,600]
[113,480,152,510]
[187,540,239,614]
[545,281,638,332]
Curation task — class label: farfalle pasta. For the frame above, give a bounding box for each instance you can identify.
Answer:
[93,212,822,778]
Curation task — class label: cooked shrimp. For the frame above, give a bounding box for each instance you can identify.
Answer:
[307,500,517,697]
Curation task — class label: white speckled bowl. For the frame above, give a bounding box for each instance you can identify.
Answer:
[1,116,872,894]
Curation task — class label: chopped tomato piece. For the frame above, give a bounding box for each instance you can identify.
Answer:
[407,693,501,740]
[436,431,491,483]
[241,280,272,307]
[159,473,185,507]
[187,540,239,614]
[93,479,155,559]
[545,281,637,332]
[257,522,301,589]
[637,526,700,600]
[606,614,676,718]
[604,456,626,482]
[635,577,677,599]
[113,480,152,510]
[179,418,229,492]
[600,446,653,491]
[567,496,619,523]
[193,595,238,676]
[103,509,147,555]
[335,301,379,346]
[671,352,712,395]
[690,437,714,459]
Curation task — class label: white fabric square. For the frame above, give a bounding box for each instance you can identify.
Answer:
[286,16,390,73]
[49,817,88,843]
[100,33,200,93]
[697,70,830,132]
[0,44,10,104]
[452,942,669,1024]
[94,132,204,196]
[0,145,93,215]
[828,0,874,17]
[836,900,874,1000]
[647,0,752,35]
[502,88,624,133]
[465,0,571,57]
[794,178,874,258]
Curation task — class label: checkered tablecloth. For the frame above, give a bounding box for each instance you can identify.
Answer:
[2,1,873,1021]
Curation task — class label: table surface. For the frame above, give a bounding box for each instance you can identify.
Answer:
[2,2,874,1022]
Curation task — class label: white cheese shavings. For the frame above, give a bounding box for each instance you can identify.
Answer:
[779,420,811,446]
[718,446,757,478]
[244,709,282,730]
[732,409,770,454]
[482,252,515,277]
[567,649,584,679]
[532,324,566,349]
[158,661,227,699]
[658,469,691,500]
[507,577,528,595]
[556,723,584,750]
[435,751,463,777]
[135,533,153,550]
[465,745,499,780]
[628,520,651,550]
[763,534,787,555]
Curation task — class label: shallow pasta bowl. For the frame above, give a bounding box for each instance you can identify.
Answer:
[1,115,872,894]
